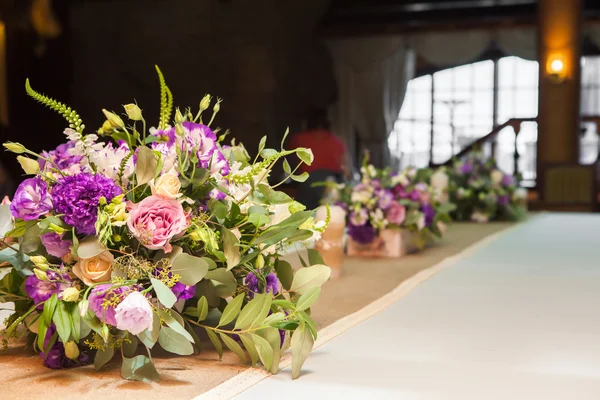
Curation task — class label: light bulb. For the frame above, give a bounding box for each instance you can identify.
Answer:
[550,59,564,73]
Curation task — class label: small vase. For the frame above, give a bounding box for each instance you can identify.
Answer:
[314,205,346,278]
[347,228,407,258]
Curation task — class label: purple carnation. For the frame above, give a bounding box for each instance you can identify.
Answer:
[497,194,510,207]
[25,271,71,305]
[39,141,83,172]
[51,173,122,235]
[88,284,133,326]
[348,223,377,244]
[10,177,53,221]
[40,324,91,369]
[421,203,436,227]
[40,232,72,258]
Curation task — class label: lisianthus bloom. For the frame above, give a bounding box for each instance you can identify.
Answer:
[88,284,133,326]
[127,195,188,253]
[10,177,52,221]
[245,272,280,298]
[73,250,114,286]
[40,232,72,259]
[348,223,377,244]
[386,202,406,225]
[39,141,83,174]
[114,291,154,335]
[459,162,473,174]
[52,173,122,235]
[175,122,229,176]
[351,183,372,204]
[41,324,91,369]
[421,203,436,227]
[414,183,431,203]
[349,208,368,226]
[377,189,394,210]
[25,270,71,305]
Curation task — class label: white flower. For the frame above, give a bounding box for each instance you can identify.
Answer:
[391,173,409,186]
[471,210,490,223]
[513,187,528,200]
[87,142,134,183]
[430,170,449,191]
[114,291,154,335]
[367,165,377,178]
[490,170,504,186]
[267,204,292,227]
[416,213,426,230]
[149,168,182,199]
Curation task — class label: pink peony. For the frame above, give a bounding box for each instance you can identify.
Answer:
[127,195,188,253]
[114,291,153,335]
[386,202,406,225]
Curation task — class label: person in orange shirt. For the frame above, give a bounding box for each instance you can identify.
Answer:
[289,108,349,209]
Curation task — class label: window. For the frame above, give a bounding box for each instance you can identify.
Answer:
[390,55,600,184]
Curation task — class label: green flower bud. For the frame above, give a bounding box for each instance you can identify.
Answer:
[17,156,40,175]
[175,108,185,124]
[112,234,122,242]
[62,287,80,302]
[213,100,221,114]
[30,256,49,270]
[100,324,110,343]
[34,268,48,281]
[102,109,125,129]
[3,142,26,154]
[48,223,67,234]
[98,196,107,206]
[256,254,265,270]
[123,103,142,121]
[78,299,89,317]
[199,94,212,112]
[64,340,80,361]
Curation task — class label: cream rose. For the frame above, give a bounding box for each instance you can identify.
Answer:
[149,169,181,199]
[73,250,114,286]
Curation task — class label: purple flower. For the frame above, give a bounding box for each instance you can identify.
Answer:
[40,324,91,369]
[151,126,177,147]
[393,184,408,198]
[171,282,196,301]
[51,173,122,235]
[459,162,473,174]
[245,272,259,294]
[409,190,421,202]
[349,208,368,226]
[501,174,514,187]
[244,272,279,298]
[25,271,71,305]
[265,273,280,295]
[88,284,133,326]
[421,203,436,227]
[10,177,53,220]
[497,194,510,207]
[180,122,230,176]
[348,223,377,244]
[40,232,72,258]
[377,189,394,210]
[39,141,83,172]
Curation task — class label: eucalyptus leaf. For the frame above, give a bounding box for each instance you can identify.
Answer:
[156,309,194,342]
[205,328,223,359]
[77,236,106,259]
[290,172,309,183]
[170,253,209,286]
[257,135,267,154]
[219,333,247,363]
[218,293,244,327]
[248,213,270,228]
[94,346,115,371]
[222,229,241,271]
[295,148,314,166]
[121,355,160,383]
[239,333,259,366]
[151,278,177,308]
[234,294,265,330]
[291,323,314,379]
[307,249,325,266]
[137,311,160,349]
[208,199,228,220]
[158,327,194,355]
[205,269,237,298]
[283,158,291,174]
[290,264,331,294]
[262,327,283,374]
[135,146,158,185]
[260,148,278,158]
[296,287,321,311]
[281,127,290,149]
[122,336,139,358]
[197,296,209,322]
[250,333,274,370]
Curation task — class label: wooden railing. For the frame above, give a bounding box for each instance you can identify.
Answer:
[430,115,600,184]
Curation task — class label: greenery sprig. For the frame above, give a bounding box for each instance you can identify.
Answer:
[25,79,85,134]
[155,66,173,130]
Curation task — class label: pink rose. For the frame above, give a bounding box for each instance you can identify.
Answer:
[127,195,188,253]
[386,202,406,225]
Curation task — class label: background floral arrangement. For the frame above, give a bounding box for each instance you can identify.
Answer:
[0,67,331,382]
[336,159,454,250]
[446,152,528,222]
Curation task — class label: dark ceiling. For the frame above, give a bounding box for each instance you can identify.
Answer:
[320,0,600,36]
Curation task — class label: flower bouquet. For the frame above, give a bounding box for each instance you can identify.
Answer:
[341,161,454,258]
[447,152,527,222]
[0,67,331,382]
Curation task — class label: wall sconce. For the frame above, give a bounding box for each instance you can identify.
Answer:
[547,54,567,83]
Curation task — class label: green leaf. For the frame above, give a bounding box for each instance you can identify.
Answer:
[205,269,237,298]
[208,198,228,220]
[202,257,217,270]
[0,204,14,238]
[307,249,325,266]
[69,302,81,342]
[274,260,293,290]
[296,287,321,311]
[137,312,160,349]
[263,312,286,327]
[19,223,40,254]
[122,336,139,358]
[6,220,36,238]
[262,327,283,374]
[220,333,247,363]
[257,135,267,155]
[205,328,223,359]
[222,229,241,271]
[283,158,292,174]
[253,225,297,246]
[290,172,309,183]
[291,323,314,379]
[135,146,158,185]
[272,299,296,309]
[94,346,115,371]
[239,333,259,366]
[281,127,290,149]
[151,278,177,308]
[218,293,244,327]
[197,296,209,322]
[258,184,293,205]
[250,333,274,370]
[158,327,194,355]
[170,253,209,286]
[249,213,270,228]
[156,309,194,343]
[43,293,58,326]
[290,264,331,294]
[0,246,29,273]
[260,148,278,158]
[51,301,72,343]
[296,148,314,166]
[252,294,273,328]
[37,317,47,351]
[186,321,203,352]
[121,355,160,383]
[234,294,266,330]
